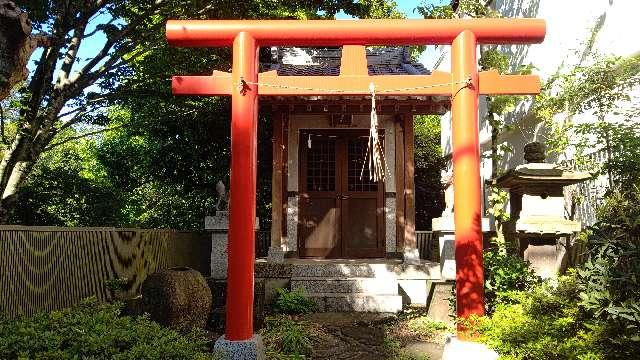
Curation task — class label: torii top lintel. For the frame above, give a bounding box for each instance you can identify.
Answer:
[167,19,546,97]
[166,19,545,46]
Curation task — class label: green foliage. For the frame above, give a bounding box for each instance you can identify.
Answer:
[8,137,119,227]
[472,274,607,360]
[93,105,226,229]
[105,277,129,292]
[486,187,510,226]
[534,55,640,159]
[414,115,445,229]
[573,120,640,191]
[406,317,450,339]
[577,190,640,356]
[272,288,318,315]
[0,298,218,360]
[483,248,540,314]
[416,0,498,19]
[261,315,316,359]
[473,190,640,359]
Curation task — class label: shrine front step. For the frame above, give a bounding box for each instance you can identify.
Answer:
[291,277,398,295]
[255,259,442,312]
[308,293,404,312]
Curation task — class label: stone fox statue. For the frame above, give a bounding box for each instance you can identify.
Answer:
[215,180,229,211]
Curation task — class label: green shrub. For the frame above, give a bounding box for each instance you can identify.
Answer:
[260,315,315,358]
[483,248,540,314]
[577,190,640,357]
[0,298,218,360]
[473,274,606,360]
[406,317,450,339]
[272,288,318,315]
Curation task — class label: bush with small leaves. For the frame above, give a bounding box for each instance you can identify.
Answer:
[0,298,219,360]
[471,274,606,360]
[483,247,541,314]
[272,288,318,315]
[260,315,316,359]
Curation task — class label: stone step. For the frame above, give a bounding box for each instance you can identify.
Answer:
[291,277,398,295]
[291,263,398,278]
[309,293,403,313]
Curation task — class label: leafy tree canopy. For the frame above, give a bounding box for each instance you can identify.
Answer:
[7,0,404,228]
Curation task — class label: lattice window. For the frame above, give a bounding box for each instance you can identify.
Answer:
[306,136,336,191]
[348,136,380,192]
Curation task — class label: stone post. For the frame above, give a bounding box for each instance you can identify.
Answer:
[206,211,230,279]
[205,211,259,279]
[432,216,490,281]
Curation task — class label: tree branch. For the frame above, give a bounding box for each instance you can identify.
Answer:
[0,102,5,143]
[57,22,87,87]
[45,124,125,151]
[67,0,166,93]
[82,16,115,39]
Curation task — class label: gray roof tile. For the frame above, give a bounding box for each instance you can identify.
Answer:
[270,47,430,76]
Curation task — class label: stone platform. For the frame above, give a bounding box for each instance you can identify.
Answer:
[255,259,441,313]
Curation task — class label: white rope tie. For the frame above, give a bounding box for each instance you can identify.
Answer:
[360,83,386,183]
[239,79,470,94]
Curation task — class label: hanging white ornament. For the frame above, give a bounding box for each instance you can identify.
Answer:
[361,82,386,183]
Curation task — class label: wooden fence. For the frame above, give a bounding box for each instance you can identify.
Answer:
[416,231,439,262]
[0,226,210,317]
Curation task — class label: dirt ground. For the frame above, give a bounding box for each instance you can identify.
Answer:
[301,311,449,360]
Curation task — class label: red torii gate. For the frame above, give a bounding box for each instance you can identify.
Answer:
[166,19,545,341]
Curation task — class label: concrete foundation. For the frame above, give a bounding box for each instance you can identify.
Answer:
[398,279,428,306]
[214,335,266,360]
[442,335,498,360]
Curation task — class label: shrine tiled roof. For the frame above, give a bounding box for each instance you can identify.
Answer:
[268,47,430,76]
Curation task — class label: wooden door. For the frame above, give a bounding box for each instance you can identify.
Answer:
[298,132,341,257]
[298,130,384,258]
[341,135,385,258]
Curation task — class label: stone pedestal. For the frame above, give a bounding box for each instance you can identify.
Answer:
[432,216,490,281]
[205,211,259,279]
[426,280,455,326]
[214,335,266,360]
[442,335,498,360]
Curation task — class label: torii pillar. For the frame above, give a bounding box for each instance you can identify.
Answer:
[167,19,545,357]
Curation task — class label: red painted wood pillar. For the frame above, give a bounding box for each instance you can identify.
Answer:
[226,31,258,341]
[451,30,485,325]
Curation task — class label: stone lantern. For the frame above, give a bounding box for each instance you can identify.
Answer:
[495,142,590,278]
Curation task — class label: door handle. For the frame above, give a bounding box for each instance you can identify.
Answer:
[337,194,349,200]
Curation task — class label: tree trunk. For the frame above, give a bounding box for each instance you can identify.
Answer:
[0,0,34,100]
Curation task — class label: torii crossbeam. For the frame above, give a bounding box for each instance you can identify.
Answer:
[166,19,546,342]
